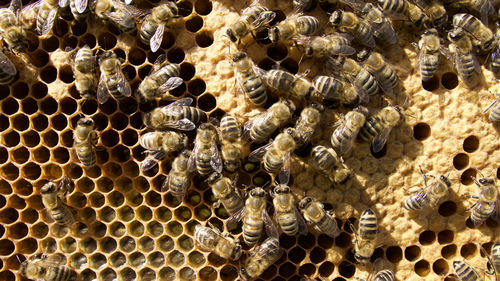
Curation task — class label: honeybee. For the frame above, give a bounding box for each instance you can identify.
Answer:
[240,237,283,281]
[249,128,297,183]
[188,123,223,176]
[263,69,319,102]
[296,34,356,60]
[97,51,131,104]
[447,27,481,89]
[298,196,340,238]
[243,98,296,143]
[491,36,500,76]
[0,0,29,54]
[137,55,182,102]
[490,242,500,274]
[313,75,364,106]
[30,0,59,36]
[329,56,379,98]
[453,13,495,53]
[94,0,145,35]
[377,0,427,27]
[139,131,188,171]
[468,173,499,227]
[139,2,178,52]
[330,10,376,48]
[233,52,267,107]
[311,145,351,184]
[229,187,278,246]
[73,117,98,168]
[293,0,314,12]
[161,150,191,201]
[207,172,244,216]
[417,28,441,81]
[70,45,97,99]
[220,114,243,172]
[370,269,395,281]
[143,97,206,131]
[350,208,378,264]
[357,49,399,95]
[270,184,308,236]
[0,47,16,85]
[269,14,320,43]
[444,0,495,25]
[226,2,276,44]
[293,104,323,149]
[357,105,404,153]
[404,168,451,211]
[194,223,242,261]
[41,178,74,226]
[20,254,76,281]
[331,106,369,155]
[411,0,447,27]
[483,93,500,123]
[68,0,90,21]
[453,260,482,281]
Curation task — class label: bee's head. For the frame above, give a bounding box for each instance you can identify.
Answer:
[226,28,237,43]
[232,52,247,62]
[330,10,342,26]
[298,197,313,209]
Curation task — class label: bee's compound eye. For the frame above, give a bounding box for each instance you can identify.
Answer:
[250,191,255,197]
[479,178,487,185]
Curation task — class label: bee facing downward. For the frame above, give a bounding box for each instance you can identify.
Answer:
[74,117,98,168]
[97,51,131,104]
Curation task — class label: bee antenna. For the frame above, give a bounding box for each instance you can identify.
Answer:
[471,176,480,186]
[474,168,484,178]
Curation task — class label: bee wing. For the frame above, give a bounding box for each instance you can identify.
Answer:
[150,23,165,53]
[97,73,111,104]
[491,197,500,223]
[9,0,23,13]
[371,126,392,153]
[253,10,276,28]
[210,142,223,173]
[347,76,369,104]
[294,206,308,235]
[227,206,246,224]
[0,51,16,76]
[161,174,170,193]
[40,8,58,36]
[60,205,75,226]
[277,152,291,185]
[263,208,279,239]
[478,0,495,25]
[338,0,366,12]
[21,0,42,16]
[74,0,88,13]
[335,125,355,155]
[164,119,196,131]
[162,97,194,110]
[103,11,136,29]
[248,142,272,162]
[116,71,132,97]
[59,0,69,8]
[187,142,199,172]
[158,77,183,92]
[372,20,397,45]
[140,151,165,171]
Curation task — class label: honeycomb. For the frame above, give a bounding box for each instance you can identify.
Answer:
[0,0,499,280]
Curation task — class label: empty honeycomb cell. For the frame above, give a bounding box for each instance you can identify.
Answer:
[195,30,213,48]
[0,115,8,132]
[2,97,18,115]
[463,135,479,153]
[79,206,96,222]
[32,114,49,132]
[108,190,125,207]
[51,113,68,131]
[104,162,123,178]
[0,148,6,165]
[442,244,457,259]
[29,221,47,240]
[60,129,74,147]
[122,130,138,148]
[0,180,9,195]
[186,15,203,32]
[109,221,125,237]
[415,259,430,276]
[145,192,161,208]
[118,206,134,222]
[20,208,38,224]
[207,253,225,267]
[0,239,14,255]
[59,65,75,84]
[195,0,212,15]
[99,237,117,254]
[90,253,107,270]
[115,49,127,60]
[77,177,95,193]
[81,99,98,115]
[22,162,41,180]
[110,252,126,269]
[98,32,117,50]
[31,49,50,68]
[21,97,38,115]
[441,72,459,90]
[7,222,28,239]
[63,36,78,51]
[138,237,155,253]
[0,271,14,280]
[40,65,58,83]
[167,221,183,237]
[194,205,211,220]
[188,78,206,96]
[405,245,421,261]
[219,265,237,281]
[60,236,77,253]
[279,262,297,278]
[129,221,145,237]
[96,177,113,193]
[69,191,87,208]
[135,206,152,222]
[299,263,316,277]
[119,97,138,114]
[419,230,436,245]
[460,168,476,185]
[432,258,449,276]
[0,196,4,209]
[164,48,185,65]
[386,246,403,263]
[452,153,469,170]
[122,64,136,80]
[267,44,288,61]
[119,236,136,253]
[11,147,29,164]
[40,237,57,253]
[437,229,454,244]
[134,177,149,193]
[91,221,107,238]
[51,223,70,239]
[1,163,18,181]
[174,206,192,222]
[0,85,8,100]
[8,194,26,209]
[41,36,59,52]
[258,58,277,71]
[79,33,97,48]
[120,267,136,281]
[101,130,120,148]
[438,201,457,217]
[99,98,117,116]
[188,251,204,267]
[460,243,476,258]
[140,267,157,281]
[179,267,196,281]
[110,146,130,163]
[42,130,58,147]
[298,233,315,249]
[280,58,299,74]
[85,165,102,179]
[146,221,163,237]
[157,235,174,253]
[100,267,117,281]
[72,222,89,238]
[52,147,70,164]
[178,0,193,16]
[126,190,143,207]
[335,232,351,248]
[128,48,146,66]
[70,253,88,270]
[81,268,97,281]
[12,82,28,99]
[155,207,172,223]
[130,251,146,268]
[177,235,193,251]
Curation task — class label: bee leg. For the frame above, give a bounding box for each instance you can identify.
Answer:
[212,200,222,209]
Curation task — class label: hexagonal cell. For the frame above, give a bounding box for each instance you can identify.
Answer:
[99,237,117,253]
[405,245,421,261]
[109,252,126,268]
[463,135,479,153]
[90,253,107,270]
[179,266,196,281]
[80,237,97,254]
[188,251,205,268]
[128,220,145,237]
[442,244,457,259]
[119,237,136,253]
[70,253,88,270]
[129,251,146,268]
[158,235,174,252]
[415,259,430,276]
[166,221,184,237]
[177,235,194,251]
[59,236,77,253]
[138,236,155,253]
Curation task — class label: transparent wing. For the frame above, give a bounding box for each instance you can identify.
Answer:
[152,54,167,72]
[478,0,494,25]
[491,197,500,223]
[263,209,279,239]
[277,152,291,185]
[227,206,246,224]
[335,124,355,155]
[161,97,194,109]
[97,74,110,104]
[187,144,199,172]
[210,141,223,173]
[75,0,88,13]
[349,78,370,104]
[248,142,271,162]
[59,0,69,8]
[116,71,132,97]
[103,11,136,29]
[9,0,23,13]
[371,126,392,153]
[164,119,196,131]
[338,0,365,11]
[294,206,308,235]
[374,72,394,95]
[373,21,397,45]
[242,118,254,141]
[0,51,16,76]
[253,10,276,28]
[140,151,165,171]
[158,77,183,92]
[40,8,58,36]
[161,175,170,192]
[150,23,165,52]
